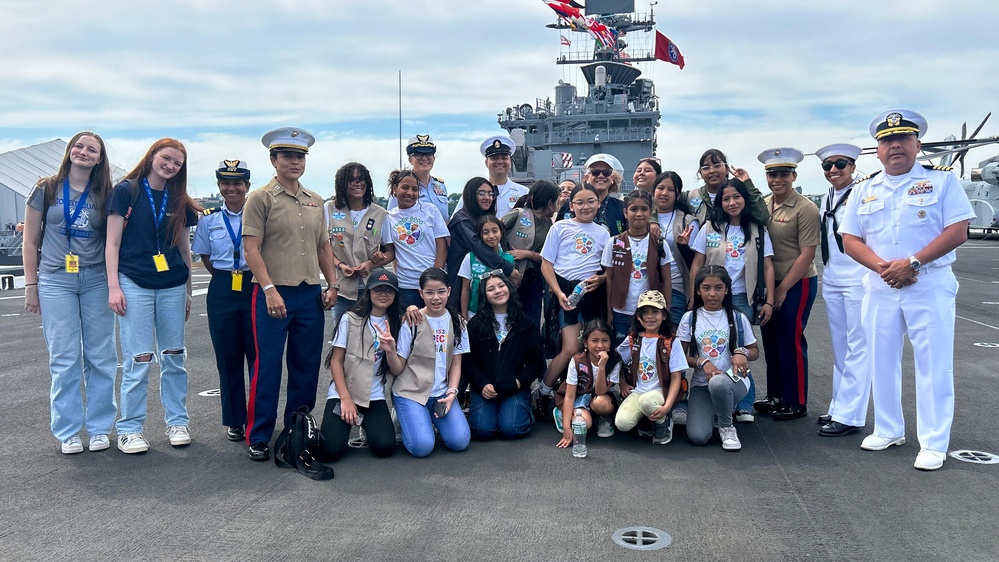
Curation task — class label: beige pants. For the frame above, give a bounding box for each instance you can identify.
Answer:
[614,390,665,431]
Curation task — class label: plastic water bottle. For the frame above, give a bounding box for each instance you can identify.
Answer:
[571,409,588,458]
[566,283,586,308]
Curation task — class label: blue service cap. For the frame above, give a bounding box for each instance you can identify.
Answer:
[407,134,437,155]
[261,127,315,154]
[216,159,250,181]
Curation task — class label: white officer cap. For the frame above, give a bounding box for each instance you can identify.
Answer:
[584,153,624,176]
[481,135,515,157]
[758,147,804,171]
[261,127,315,154]
[815,143,862,162]
[869,109,927,140]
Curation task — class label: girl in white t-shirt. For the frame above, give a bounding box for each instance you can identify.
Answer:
[536,184,611,418]
[319,268,406,461]
[392,267,471,457]
[601,190,673,346]
[555,319,623,450]
[614,290,689,445]
[458,215,514,319]
[381,170,449,311]
[677,266,760,451]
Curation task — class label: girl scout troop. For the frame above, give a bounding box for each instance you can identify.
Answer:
[29,111,974,474]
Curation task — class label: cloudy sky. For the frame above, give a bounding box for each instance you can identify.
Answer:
[2,0,997,199]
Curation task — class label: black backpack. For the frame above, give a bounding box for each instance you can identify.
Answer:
[273,406,334,481]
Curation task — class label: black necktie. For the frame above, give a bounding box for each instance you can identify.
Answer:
[821,187,852,265]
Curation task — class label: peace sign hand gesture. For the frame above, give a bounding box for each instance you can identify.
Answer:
[676,223,694,245]
[373,321,396,354]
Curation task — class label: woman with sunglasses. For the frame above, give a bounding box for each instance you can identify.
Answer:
[681,149,770,226]
[446,176,518,309]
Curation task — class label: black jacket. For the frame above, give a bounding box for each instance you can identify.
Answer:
[465,312,545,399]
[446,208,515,308]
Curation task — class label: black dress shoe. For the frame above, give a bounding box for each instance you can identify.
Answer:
[772,404,807,421]
[226,426,245,442]
[248,442,270,461]
[819,421,860,437]
[816,414,832,425]
[753,398,778,415]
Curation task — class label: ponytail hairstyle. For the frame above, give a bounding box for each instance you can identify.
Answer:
[514,179,558,210]
[388,169,419,198]
[652,171,694,215]
[323,286,403,380]
[687,265,738,359]
[419,267,463,349]
[469,271,524,342]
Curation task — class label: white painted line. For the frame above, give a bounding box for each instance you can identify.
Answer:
[958,316,999,331]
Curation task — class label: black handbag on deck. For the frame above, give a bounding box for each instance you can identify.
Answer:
[274,406,334,481]
[750,225,767,325]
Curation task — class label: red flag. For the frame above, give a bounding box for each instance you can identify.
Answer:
[654,31,685,69]
[560,34,571,46]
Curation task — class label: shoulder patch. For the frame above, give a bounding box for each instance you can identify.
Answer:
[201,206,222,216]
[923,164,953,171]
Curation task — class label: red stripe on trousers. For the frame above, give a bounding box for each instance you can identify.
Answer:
[794,279,810,404]
[245,284,263,445]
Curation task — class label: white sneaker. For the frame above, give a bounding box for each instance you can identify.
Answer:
[89,434,110,452]
[914,449,946,471]
[61,435,84,454]
[118,433,150,454]
[596,416,615,438]
[167,425,192,446]
[860,434,905,451]
[719,426,741,451]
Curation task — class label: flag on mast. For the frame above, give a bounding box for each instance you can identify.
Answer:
[654,31,685,69]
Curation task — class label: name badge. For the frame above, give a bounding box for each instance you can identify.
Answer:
[65,254,79,273]
[153,253,169,272]
[231,271,243,292]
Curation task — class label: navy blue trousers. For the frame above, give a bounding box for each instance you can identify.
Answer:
[206,271,255,429]
[760,276,817,406]
[247,283,323,445]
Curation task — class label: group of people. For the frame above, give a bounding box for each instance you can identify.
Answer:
[27,107,974,472]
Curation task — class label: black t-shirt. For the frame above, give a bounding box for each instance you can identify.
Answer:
[108,179,197,289]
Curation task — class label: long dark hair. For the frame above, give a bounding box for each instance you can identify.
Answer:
[577,318,623,374]
[687,265,738,359]
[38,132,113,218]
[699,148,728,169]
[333,162,374,209]
[122,138,201,247]
[461,176,496,220]
[419,267,463,349]
[653,171,694,215]
[629,304,675,343]
[710,178,761,242]
[469,272,524,341]
[323,288,402,379]
[636,157,663,176]
[514,179,558,210]
[475,214,505,249]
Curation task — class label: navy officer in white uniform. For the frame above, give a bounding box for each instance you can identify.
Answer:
[389,134,449,219]
[840,109,976,471]
[192,159,255,442]
[453,135,528,218]
[813,143,870,438]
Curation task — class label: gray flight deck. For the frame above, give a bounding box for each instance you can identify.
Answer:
[1,241,997,561]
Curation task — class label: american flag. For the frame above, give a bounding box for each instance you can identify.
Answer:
[552,152,573,169]
[560,35,571,46]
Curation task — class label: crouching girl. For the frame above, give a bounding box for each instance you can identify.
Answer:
[556,319,623,449]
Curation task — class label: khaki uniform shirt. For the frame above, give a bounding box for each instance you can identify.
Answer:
[243,177,327,287]
[764,189,820,282]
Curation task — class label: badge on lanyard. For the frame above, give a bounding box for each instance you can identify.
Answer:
[153,253,169,272]
[231,270,243,291]
[65,253,79,273]
[63,178,91,273]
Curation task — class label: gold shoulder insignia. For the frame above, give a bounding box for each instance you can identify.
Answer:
[201,206,222,216]
[853,170,881,184]
[432,176,445,184]
[923,164,953,171]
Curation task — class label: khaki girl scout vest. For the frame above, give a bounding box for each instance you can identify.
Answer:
[609,232,662,311]
[390,316,458,404]
[505,208,536,275]
[664,209,695,297]
[326,202,388,301]
[341,312,387,408]
[703,221,762,298]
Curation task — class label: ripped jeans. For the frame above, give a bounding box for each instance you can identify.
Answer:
[116,275,189,435]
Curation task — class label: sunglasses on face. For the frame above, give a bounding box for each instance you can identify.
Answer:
[821,159,851,171]
[588,169,613,178]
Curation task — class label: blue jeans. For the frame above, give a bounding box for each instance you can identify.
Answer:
[398,289,424,311]
[468,389,532,440]
[38,267,118,441]
[670,290,687,328]
[732,292,756,411]
[116,275,189,434]
[611,310,632,348]
[330,295,356,327]
[393,393,470,457]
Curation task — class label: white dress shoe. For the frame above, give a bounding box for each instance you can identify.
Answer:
[860,434,906,451]
[914,449,946,471]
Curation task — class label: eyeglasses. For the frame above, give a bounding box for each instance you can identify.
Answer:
[699,162,727,173]
[588,168,613,178]
[821,159,851,171]
[477,269,504,281]
[476,190,496,198]
[421,288,448,298]
[412,154,435,161]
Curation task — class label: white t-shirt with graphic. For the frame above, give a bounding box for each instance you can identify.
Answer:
[600,233,674,315]
[327,314,387,402]
[616,335,689,394]
[660,211,700,292]
[677,308,755,388]
[382,201,450,289]
[566,358,621,387]
[691,224,774,296]
[395,312,469,398]
[540,219,610,281]
[493,312,509,346]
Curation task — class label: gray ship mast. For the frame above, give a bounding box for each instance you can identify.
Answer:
[497,0,662,189]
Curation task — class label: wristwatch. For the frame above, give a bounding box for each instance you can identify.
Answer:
[908,255,921,274]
